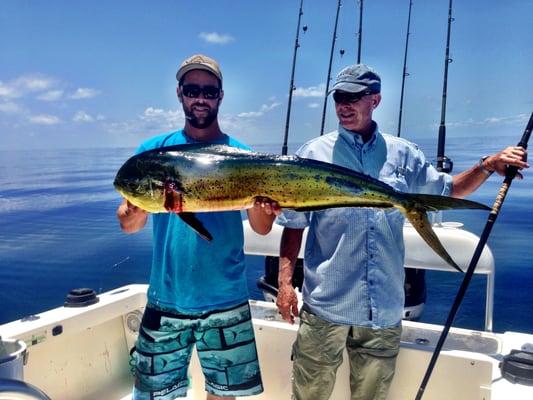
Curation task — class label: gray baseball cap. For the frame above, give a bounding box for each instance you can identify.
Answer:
[329,64,381,94]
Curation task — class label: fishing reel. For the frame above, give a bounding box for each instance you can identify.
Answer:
[436,156,453,174]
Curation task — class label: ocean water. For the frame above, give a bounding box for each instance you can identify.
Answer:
[0,136,531,334]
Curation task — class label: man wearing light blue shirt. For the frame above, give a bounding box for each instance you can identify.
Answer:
[276,64,528,400]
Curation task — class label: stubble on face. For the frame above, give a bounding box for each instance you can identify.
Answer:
[183,100,219,129]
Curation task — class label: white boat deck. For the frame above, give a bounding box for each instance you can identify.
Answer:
[1,221,531,399]
[1,284,532,400]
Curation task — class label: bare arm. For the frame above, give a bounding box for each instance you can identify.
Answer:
[116,199,148,233]
[276,227,304,324]
[247,197,281,235]
[452,146,528,198]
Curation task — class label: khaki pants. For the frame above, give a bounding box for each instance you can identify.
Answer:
[292,307,401,400]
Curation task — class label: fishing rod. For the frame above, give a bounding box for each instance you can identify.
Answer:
[397,0,413,138]
[356,0,363,63]
[282,0,306,156]
[319,0,342,136]
[415,111,533,400]
[436,0,454,173]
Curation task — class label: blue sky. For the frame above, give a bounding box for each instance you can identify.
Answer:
[1,0,532,150]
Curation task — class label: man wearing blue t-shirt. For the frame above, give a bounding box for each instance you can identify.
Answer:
[117,54,278,400]
[275,64,528,400]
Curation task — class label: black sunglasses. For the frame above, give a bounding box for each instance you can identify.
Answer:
[181,84,221,100]
[332,90,372,104]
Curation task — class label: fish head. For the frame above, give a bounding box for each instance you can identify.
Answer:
[114,152,175,212]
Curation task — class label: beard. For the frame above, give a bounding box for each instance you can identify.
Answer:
[183,102,219,129]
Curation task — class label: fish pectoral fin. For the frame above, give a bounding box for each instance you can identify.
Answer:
[164,179,185,212]
[178,212,213,242]
[405,209,464,273]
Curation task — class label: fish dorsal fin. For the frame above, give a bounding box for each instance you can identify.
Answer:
[178,212,213,242]
[153,143,253,156]
[137,143,262,163]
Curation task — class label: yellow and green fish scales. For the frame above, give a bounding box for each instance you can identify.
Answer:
[114,143,489,271]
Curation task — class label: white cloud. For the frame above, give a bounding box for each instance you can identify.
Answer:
[293,83,326,98]
[37,90,64,101]
[105,120,138,136]
[0,102,23,114]
[432,113,529,130]
[106,107,184,137]
[218,113,243,131]
[483,114,529,126]
[70,88,101,99]
[308,103,320,108]
[73,111,94,122]
[19,76,54,91]
[199,32,234,44]
[237,110,262,118]
[0,82,16,98]
[140,107,184,126]
[238,102,281,118]
[262,102,281,112]
[0,75,56,99]
[141,107,167,119]
[29,114,61,125]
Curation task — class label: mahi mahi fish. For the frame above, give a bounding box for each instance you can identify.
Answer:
[114,143,490,272]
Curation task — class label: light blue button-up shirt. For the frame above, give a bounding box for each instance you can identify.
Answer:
[276,123,452,328]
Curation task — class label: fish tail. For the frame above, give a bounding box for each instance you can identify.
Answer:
[400,193,489,272]
[404,208,464,273]
[403,193,490,272]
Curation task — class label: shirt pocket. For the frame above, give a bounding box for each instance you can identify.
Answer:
[380,165,409,192]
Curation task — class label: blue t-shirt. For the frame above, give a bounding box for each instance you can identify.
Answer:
[277,123,452,328]
[136,130,251,313]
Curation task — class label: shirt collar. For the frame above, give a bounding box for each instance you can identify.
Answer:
[338,121,379,150]
[180,129,229,145]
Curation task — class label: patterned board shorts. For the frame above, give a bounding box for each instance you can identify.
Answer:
[132,301,263,399]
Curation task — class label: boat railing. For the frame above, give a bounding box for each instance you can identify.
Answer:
[242,220,496,331]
